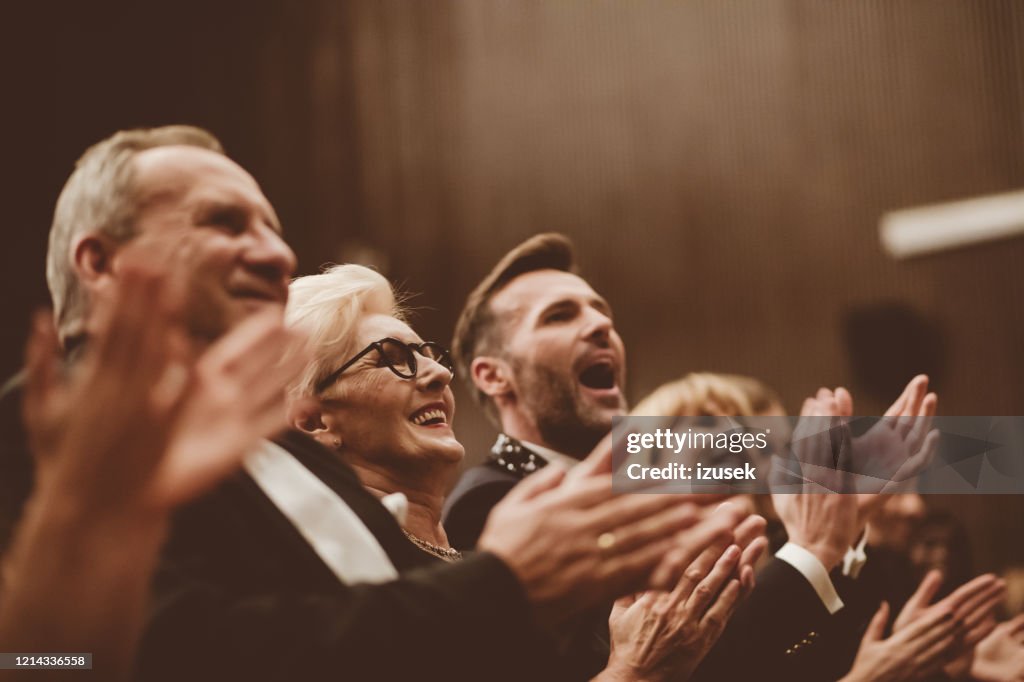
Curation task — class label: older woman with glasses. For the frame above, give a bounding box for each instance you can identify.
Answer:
[286,264,465,562]
[285,265,777,682]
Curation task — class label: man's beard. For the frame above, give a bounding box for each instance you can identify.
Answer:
[514,360,624,459]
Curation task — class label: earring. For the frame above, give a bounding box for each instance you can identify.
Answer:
[334,438,342,449]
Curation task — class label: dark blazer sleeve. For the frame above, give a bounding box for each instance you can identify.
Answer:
[693,557,835,682]
[136,479,561,682]
[810,549,918,680]
[138,551,544,681]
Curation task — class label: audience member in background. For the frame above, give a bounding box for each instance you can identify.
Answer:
[1,127,718,682]
[853,494,928,625]
[778,387,1003,681]
[630,371,786,556]
[909,510,975,599]
[870,493,927,551]
[633,371,786,418]
[629,371,998,680]
[0,258,305,681]
[891,508,1013,680]
[634,374,876,679]
[285,264,763,681]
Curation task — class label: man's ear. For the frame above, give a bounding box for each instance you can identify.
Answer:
[471,356,514,400]
[71,233,118,287]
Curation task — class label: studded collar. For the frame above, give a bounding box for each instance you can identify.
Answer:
[487,434,547,479]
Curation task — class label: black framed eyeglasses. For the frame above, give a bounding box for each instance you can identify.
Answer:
[315,337,454,393]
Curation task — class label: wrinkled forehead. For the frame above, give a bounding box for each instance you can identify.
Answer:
[131,145,279,226]
[489,269,604,323]
[355,313,421,345]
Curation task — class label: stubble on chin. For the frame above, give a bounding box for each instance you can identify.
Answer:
[519,364,615,457]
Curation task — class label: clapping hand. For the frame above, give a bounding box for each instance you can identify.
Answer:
[22,257,308,514]
[771,388,859,570]
[972,615,1024,681]
[601,507,767,681]
[479,435,733,632]
[842,568,1004,682]
[894,570,1005,679]
[841,599,958,682]
[851,375,939,498]
[5,256,306,680]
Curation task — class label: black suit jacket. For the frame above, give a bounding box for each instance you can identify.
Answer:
[444,461,521,551]
[137,430,574,681]
[443,434,546,551]
[694,557,838,681]
[445,438,615,678]
[802,547,919,680]
[695,551,904,681]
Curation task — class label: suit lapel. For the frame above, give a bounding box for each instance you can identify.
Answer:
[273,431,433,571]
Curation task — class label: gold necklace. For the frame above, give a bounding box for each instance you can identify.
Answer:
[402,529,463,563]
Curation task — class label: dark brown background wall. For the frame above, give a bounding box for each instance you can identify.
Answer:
[3,1,1022,570]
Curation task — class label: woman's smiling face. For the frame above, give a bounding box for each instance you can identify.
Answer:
[318,313,463,469]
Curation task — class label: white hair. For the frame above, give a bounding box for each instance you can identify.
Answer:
[286,264,405,398]
[46,126,223,342]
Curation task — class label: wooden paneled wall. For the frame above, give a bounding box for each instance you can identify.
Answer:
[335,1,1024,569]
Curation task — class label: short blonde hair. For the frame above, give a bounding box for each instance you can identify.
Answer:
[635,373,784,527]
[47,125,223,341]
[632,372,783,417]
[286,264,406,398]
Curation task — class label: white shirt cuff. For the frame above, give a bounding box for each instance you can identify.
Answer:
[776,542,844,614]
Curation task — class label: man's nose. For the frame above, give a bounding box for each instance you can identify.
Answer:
[582,307,614,346]
[245,225,297,279]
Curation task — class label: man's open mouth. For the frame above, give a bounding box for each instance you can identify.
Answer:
[578,360,618,391]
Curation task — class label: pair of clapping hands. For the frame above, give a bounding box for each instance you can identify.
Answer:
[590,377,937,681]
[479,435,768,682]
[780,376,938,496]
[21,248,308,522]
[773,376,938,571]
[0,247,309,681]
[776,378,1012,682]
[843,570,1008,681]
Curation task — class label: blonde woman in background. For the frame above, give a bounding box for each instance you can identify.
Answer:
[631,372,784,551]
[634,373,1008,681]
[632,372,785,420]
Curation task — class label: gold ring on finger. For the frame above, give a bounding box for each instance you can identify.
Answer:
[597,532,617,550]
